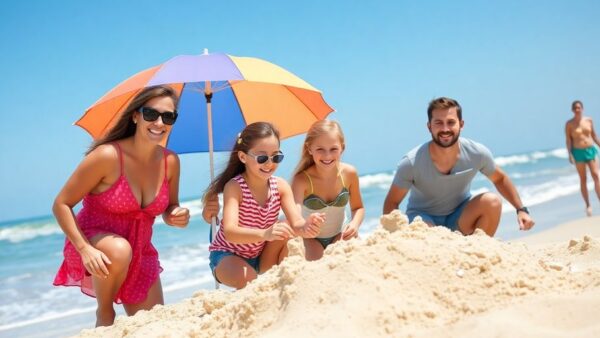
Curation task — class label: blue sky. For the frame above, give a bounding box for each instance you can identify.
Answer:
[1,0,599,222]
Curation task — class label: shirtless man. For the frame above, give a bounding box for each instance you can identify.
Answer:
[565,100,600,216]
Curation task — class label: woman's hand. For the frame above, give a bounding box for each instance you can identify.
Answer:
[164,206,190,227]
[79,244,112,279]
[264,222,295,241]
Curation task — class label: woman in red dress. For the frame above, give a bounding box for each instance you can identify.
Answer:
[53,85,190,327]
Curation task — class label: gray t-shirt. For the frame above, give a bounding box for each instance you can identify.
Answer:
[392,138,496,215]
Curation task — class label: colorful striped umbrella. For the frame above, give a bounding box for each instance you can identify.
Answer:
[76,50,333,154]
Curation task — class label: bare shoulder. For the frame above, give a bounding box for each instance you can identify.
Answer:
[275,176,292,191]
[164,148,180,166]
[75,144,120,181]
[86,144,119,166]
[223,179,242,198]
[291,171,308,186]
[90,143,118,158]
[290,173,308,197]
[224,178,241,190]
[340,162,359,179]
[565,118,575,128]
[275,177,294,199]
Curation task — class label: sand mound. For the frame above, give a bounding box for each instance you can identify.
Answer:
[78,211,600,338]
[536,235,600,272]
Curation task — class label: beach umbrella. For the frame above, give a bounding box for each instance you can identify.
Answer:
[75,50,334,286]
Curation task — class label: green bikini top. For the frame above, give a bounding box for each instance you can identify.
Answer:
[302,170,350,210]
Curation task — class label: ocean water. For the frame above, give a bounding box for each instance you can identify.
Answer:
[0,147,593,337]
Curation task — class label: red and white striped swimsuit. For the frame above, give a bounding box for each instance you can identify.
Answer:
[209,175,281,259]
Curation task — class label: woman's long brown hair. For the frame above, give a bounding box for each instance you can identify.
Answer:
[86,85,179,155]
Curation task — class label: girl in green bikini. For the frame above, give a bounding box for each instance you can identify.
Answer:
[565,100,600,216]
[291,120,365,261]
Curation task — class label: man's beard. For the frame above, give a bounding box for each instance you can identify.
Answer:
[431,131,460,148]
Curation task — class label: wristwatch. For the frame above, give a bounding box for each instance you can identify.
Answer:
[516,206,529,215]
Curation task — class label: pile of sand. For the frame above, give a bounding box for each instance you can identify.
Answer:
[79,211,600,337]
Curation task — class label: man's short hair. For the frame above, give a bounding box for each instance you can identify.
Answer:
[427,97,462,122]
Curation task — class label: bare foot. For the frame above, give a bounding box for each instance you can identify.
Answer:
[586,206,592,217]
[96,308,116,327]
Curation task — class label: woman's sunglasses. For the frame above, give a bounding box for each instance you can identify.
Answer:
[246,152,285,164]
[139,107,178,125]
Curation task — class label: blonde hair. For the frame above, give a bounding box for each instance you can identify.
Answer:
[292,120,345,177]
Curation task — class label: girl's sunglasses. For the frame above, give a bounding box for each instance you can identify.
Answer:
[139,107,178,125]
[246,152,285,164]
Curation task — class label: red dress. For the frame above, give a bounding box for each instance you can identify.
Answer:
[53,143,170,304]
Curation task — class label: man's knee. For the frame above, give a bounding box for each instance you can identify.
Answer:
[481,193,502,211]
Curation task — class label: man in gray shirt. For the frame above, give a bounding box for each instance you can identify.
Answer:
[383,97,535,236]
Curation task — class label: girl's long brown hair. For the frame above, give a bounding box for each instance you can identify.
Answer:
[204,122,280,200]
[86,85,179,155]
[292,120,345,177]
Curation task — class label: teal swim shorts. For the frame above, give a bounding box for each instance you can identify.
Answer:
[571,146,598,163]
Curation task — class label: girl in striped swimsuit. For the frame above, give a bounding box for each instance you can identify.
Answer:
[291,120,365,261]
[204,122,324,289]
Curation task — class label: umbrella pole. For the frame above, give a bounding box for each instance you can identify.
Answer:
[205,82,220,290]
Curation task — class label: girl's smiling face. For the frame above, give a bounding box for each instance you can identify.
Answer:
[308,132,344,170]
[239,135,282,179]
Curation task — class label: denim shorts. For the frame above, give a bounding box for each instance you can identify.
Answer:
[208,250,260,282]
[406,197,471,231]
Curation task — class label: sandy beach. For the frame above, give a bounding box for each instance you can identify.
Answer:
[73,212,600,338]
[516,216,600,245]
